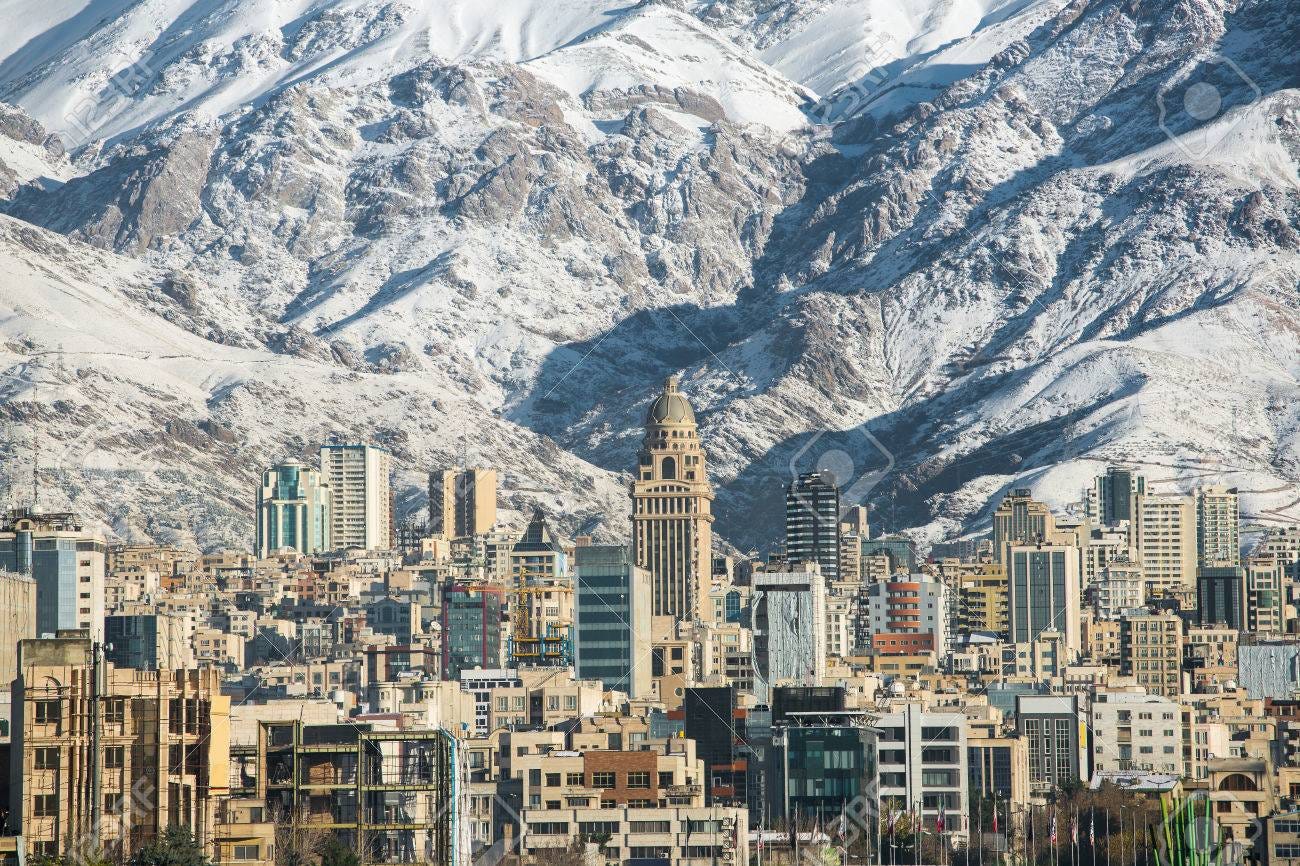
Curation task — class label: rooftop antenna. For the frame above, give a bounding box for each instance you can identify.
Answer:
[31,383,39,512]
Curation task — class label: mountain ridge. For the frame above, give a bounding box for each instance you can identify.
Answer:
[0,0,1294,550]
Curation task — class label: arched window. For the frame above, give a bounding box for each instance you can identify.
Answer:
[1219,774,1258,792]
[662,457,677,479]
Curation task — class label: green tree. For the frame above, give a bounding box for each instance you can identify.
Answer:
[130,826,209,866]
[317,837,359,866]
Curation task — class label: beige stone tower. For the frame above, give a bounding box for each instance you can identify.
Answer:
[632,376,715,624]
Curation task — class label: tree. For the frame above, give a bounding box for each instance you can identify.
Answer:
[532,838,590,865]
[130,826,209,866]
[317,837,359,866]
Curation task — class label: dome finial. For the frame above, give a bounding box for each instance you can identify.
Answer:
[665,374,679,391]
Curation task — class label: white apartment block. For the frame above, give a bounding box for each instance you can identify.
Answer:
[874,703,969,840]
[319,443,392,551]
[825,594,854,659]
[1093,560,1145,618]
[1196,485,1240,565]
[1134,493,1198,591]
[1090,690,1183,777]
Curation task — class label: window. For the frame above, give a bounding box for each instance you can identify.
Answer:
[567,772,584,786]
[34,794,57,817]
[627,772,650,789]
[629,821,671,833]
[591,772,615,788]
[35,747,59,770]
[105,698,126,724]
[105,794,123,815]
[105,746,124,769]
[232,846,260,861]
[627,799,655,808]
[545,773,561,787]
[530,822,570,836]
[35,700,60,725]
[658,772,674,788]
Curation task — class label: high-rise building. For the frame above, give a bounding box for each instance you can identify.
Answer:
[873,704,970,839]
[8,635,230,861]
[0,508,105,640]
[255,461,331,557]
[1120,612,1183,698]
[861,536,918,574]
[1196,485,1240,566]
[441,584,505,680]
[1196,564,1247,630]
[1245,555,1286,635]
[967,719,1030,804]
[104,612,193,670]
[573,545,651,699]
[992,490,1056,563]
[862,576,950,653]
[751,565,826,699]
[784,472,841,581]
[428,467,497,539]
[631,376,714,623]
[1006,543,1081,656]
[951,562,1008,636]
[1087,467,1146,525]
[1016,694,1084,794]
[1092,559,1145,618]
[1134,492,1198,590]
[510,510,567,581]
[0,570,35,683]
[319,443,392,551]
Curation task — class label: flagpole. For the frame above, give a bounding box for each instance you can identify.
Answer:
[1103,809,1110,866]
[1030,804,1036,866]
[915,801,921,866]
[874,800,881,866]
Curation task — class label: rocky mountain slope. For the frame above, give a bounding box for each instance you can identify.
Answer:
[0,0,1295,550]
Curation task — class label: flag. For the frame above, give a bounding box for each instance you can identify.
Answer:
[937,811,945,834]
[1090,811,1095,846]
[1072,812,1079,845]
[1051,810,1058,846]
[993,801,1000,835]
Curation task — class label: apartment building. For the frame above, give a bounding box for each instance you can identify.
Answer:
[512,736,747,865]
[874,703,970,840]
[9,635,230,861]
[0,508,106,641]
[318,443,392,552]
[1121,612,1183,698]
[1134,492,1198,591]
[1090,690,1183,777]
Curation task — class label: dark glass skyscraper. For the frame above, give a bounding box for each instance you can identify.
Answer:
[784,472,840,581]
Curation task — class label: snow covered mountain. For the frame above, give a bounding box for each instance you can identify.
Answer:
[0,0,1295,550]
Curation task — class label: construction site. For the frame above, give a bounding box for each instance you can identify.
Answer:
[244,721,462,866]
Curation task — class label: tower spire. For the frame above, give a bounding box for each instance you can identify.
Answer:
[631,377,715,630]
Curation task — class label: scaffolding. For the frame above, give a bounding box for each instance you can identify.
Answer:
[259,722,460,866]
[507,578,573,668]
